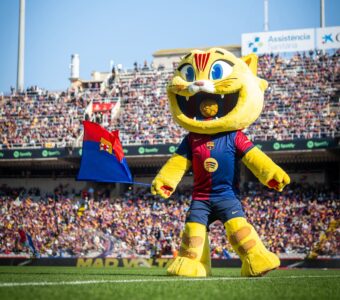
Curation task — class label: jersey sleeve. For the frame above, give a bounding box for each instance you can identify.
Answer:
[175,135,192,161]
[234,131,255,158]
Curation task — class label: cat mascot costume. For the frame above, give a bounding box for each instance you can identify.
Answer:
[151,48,290,277]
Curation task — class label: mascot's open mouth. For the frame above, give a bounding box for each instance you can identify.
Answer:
[176,91,239,121]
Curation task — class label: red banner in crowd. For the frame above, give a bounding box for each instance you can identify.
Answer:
[92,103,115,112]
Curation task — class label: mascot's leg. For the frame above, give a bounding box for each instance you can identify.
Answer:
[224,217,280,277]
[167,222,211,277]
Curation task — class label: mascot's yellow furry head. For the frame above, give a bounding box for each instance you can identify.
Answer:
[167,48,268,134]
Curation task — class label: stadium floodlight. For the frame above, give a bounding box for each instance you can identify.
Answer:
[320,0,325,27]
[17,0,25,93]
[264,0,269,32]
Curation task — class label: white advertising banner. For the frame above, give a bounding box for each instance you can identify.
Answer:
[316,26,340,50]
[242,28,315,56]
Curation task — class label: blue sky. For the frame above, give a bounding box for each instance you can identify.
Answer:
[0,0,339,92]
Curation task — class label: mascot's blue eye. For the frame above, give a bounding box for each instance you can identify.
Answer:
[212,64,223,80]
[210,60,233,80]
[179,64,195,82]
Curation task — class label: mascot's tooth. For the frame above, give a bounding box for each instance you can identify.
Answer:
[215,116,219,120]
[186,96,189,101]
[221,94,225,99]
[193,117,197,120]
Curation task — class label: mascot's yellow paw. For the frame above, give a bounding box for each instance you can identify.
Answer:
[167,256,210,277]
[225,217,280,277]
[241,249,280,277]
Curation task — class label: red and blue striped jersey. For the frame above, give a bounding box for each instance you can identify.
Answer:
[176,131,254,200]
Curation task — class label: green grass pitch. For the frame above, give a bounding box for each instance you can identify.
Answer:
[0,267,339,300]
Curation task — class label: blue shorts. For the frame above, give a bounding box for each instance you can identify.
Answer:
[185,198,245,227]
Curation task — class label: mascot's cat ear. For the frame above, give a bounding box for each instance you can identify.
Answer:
[241,54,258,75]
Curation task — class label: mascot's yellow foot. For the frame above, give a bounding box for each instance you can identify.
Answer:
[167,256,210,277]
[225,217,280,277]
[241,249,280,277]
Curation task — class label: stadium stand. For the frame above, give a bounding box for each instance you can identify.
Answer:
[0,49,339,259]
[0,91,88,149]
[0,183,338,258]
[0,50,339,149]
[247,50,340,141]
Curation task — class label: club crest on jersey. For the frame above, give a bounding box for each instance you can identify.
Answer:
[206,141,215,150]
[203,158,218,173]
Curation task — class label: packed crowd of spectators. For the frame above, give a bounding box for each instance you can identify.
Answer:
[245,50,339,141]
[0,50,339,149]
[0,90,88,149]
[1,183,338,258]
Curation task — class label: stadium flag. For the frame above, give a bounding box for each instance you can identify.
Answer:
[77,121,133,183]
[26,233,38,256]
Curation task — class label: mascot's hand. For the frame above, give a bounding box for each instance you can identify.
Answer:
[151,177,175,199]
[151,153,191,199]
[242,147,290,192]
[267,168,290,192]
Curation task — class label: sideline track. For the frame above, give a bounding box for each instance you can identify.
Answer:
[1,274,340,288]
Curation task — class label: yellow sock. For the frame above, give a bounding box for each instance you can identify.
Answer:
[225,217,257,259]
[178,222,205,260]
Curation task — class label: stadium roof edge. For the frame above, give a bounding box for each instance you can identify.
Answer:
[152,45,241,57]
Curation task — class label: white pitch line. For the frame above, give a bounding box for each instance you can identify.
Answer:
[0,275,339,288]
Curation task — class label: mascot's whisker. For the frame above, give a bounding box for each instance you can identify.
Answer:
[214,80,236,88]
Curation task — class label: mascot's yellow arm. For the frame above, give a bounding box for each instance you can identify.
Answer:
[242,147,290,191]
[151,154,191,198]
